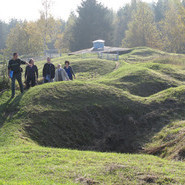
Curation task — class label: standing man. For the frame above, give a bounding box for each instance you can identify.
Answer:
[43,57,55,83]
[25,59,38,89]
[8,53,29,98]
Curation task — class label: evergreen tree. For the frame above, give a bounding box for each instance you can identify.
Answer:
[182,0,185,7]
[131,0,137,9]
[113,4,133,47]
[154,0,169,22]
[72,0,113,51]
[62,13,76,52]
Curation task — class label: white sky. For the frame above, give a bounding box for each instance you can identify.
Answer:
[0,0,155,22]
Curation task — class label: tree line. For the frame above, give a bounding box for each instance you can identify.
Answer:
[1,0,185,56]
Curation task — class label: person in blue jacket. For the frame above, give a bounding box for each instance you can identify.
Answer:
[64,61,76,80]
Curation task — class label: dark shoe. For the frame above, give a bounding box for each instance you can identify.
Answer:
[10,96,15,99]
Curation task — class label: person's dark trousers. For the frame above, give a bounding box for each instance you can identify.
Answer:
[44,78,49,83]
[11,73,24,98]
[26,77,36,89]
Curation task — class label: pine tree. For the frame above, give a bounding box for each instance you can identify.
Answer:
[113,5,133,46]
[131,0,137,8]
[154,0,169,22]
[56,12,77,52]
[72,0,113,51]
[182,0,185,7]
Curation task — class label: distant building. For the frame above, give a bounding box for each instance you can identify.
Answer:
[69,39,132,61]
[93,40,105,51]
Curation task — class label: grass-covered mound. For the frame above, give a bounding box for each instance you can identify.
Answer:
[35,58,116,80]
[1,47,185,184]
[145,120,185,161]
[1,83,185,154]
[98,62,184,97]
[0,82,145,152]
[1,84,185,184]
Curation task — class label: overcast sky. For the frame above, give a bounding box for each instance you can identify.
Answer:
[0,0,155,22]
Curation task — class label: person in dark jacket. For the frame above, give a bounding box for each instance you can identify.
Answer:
[64,61,76,80]
[43,57,55,83]
[25,59,38,89]
[8,53,29,98]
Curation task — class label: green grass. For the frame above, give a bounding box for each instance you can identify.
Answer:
[145,120,185,160]
[0,145,185,185]
[1,47,185,184]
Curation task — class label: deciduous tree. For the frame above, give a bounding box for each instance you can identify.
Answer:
[123,2,161,49]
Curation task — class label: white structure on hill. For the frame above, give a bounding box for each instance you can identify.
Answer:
[93,40,105,51]
[69,39,132,61]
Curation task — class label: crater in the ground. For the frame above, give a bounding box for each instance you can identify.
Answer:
[22,83,156,153]
[20,83,184,154]
[115,72,176,97]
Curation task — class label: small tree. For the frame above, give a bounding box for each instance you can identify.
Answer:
[39,0,53,53]
[59,12,76,52]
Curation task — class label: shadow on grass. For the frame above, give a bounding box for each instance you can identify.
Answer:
[0,93,24,128]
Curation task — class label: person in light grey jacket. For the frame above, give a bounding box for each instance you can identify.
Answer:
[54,64,70,82]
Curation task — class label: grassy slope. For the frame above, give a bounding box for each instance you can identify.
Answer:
[0,145,185,185]
[1,47,185,184]
[145,120,185,160]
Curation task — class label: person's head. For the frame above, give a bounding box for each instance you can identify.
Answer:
[57,64,61,69]
[65,61,70,67]
[29,59,34,65]
[13,53,18,60]
[47,57,51,63]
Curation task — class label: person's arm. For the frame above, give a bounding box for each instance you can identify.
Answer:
[20,59,29,65]
[25,66,28,79]
[43,64,46,78]
[54,70,57,81]
[64,70,69,81]
[35,66,38,79]
[70,66,76,79]
[8,61,11,78]
[51,65,55,79]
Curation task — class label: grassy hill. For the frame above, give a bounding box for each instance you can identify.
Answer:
[0,47,185,184]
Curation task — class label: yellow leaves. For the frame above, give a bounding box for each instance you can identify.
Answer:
[124,2,161,49]
[37,14,62,44]
[160,1,185,52]
[6,22,44,55]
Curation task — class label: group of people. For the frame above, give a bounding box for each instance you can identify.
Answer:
[8,53,76,98]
